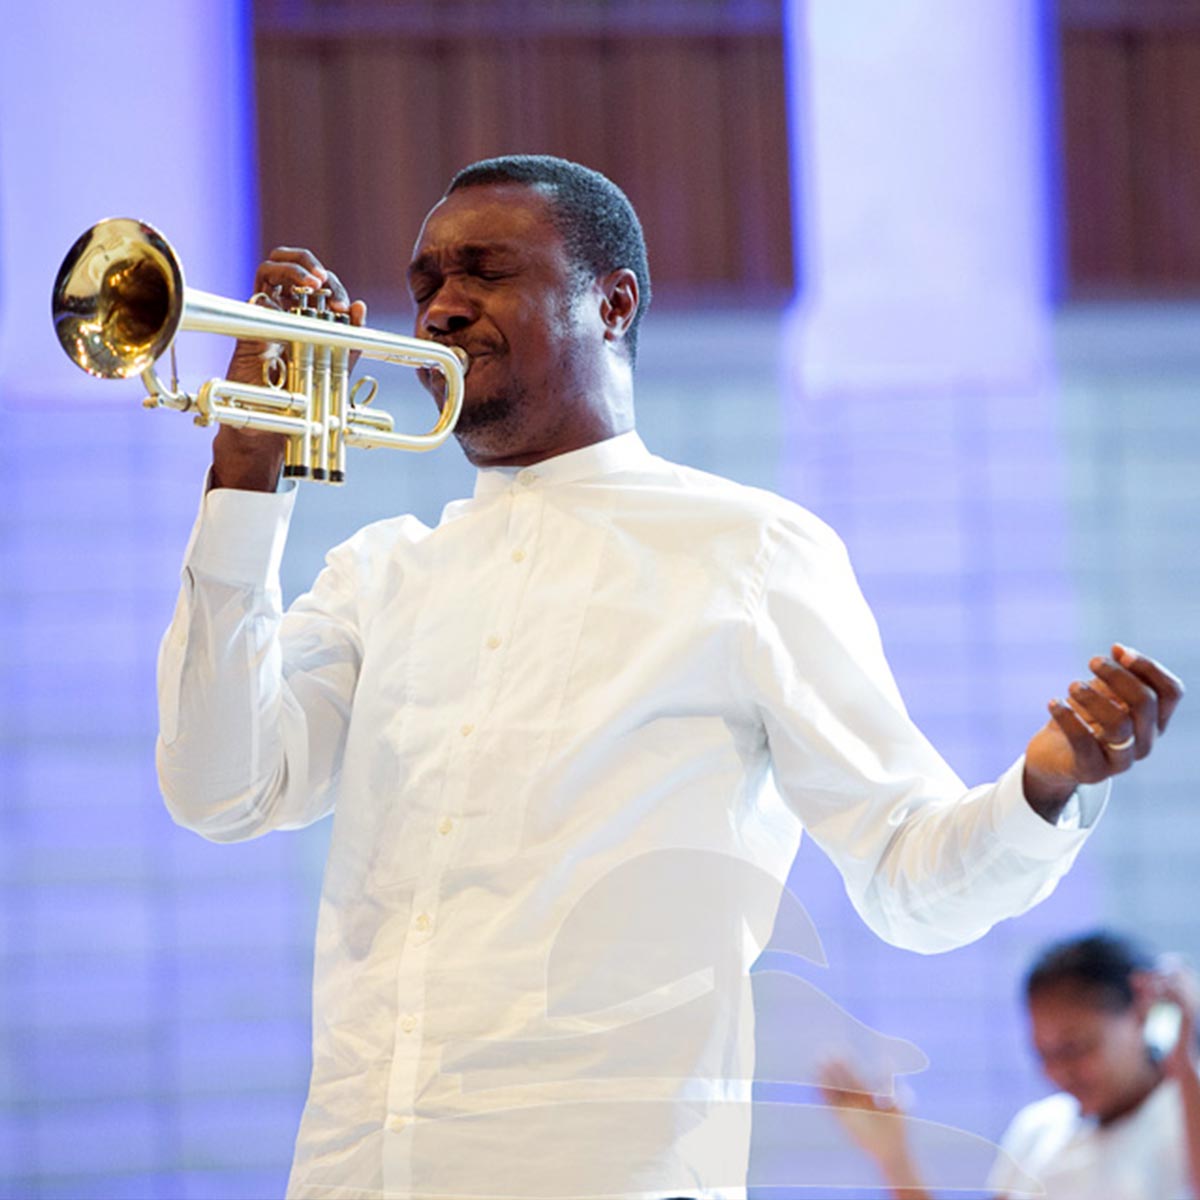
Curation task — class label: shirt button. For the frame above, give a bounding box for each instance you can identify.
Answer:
[401,1015,418,1034]
[516,470,537,488]
[438,817,455,836]
[511,549,526,563]
[415,912,432,933]
[486,635,502,650]
[386,1113,409,1133]
[460,723,474,737]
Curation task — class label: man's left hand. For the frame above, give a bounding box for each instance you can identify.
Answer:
[1023,643,1185,821]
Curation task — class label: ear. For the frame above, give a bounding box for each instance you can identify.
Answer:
[598,268,639,346]
[1129,970,1160,1022]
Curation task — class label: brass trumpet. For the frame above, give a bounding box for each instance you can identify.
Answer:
[51,218,466,483]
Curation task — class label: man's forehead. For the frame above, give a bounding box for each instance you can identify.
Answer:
[412,182,558,256]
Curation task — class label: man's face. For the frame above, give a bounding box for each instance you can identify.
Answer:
[408,183,605,467]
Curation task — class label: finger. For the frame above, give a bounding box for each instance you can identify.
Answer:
[320,269,353,312]
[1066,680,1136,760]
[1114,644,1186,733]
[1158,978,1186,1008]
[1087,656,1157,758]
[1048,699,1111,779]
[266,246,329,279]
[349,299,368,327]
[1157,957,1200,1012]
[1086,676,1121,706]
[254,258,328,298]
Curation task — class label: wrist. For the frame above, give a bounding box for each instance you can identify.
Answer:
[210,426,287,493]
[878,1146,921,1190]
[1169,1045,1200,1086]
[1022,761,1077,824]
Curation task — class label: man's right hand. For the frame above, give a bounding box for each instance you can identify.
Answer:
[209,247,366,492]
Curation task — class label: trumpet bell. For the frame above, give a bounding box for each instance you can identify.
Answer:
[50,216,467,477]
[52,217,184,379]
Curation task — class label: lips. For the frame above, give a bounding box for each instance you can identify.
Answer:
[456,345,498,364]
[418,346,499,412]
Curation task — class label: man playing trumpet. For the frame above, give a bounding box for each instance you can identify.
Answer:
[157,154,1184,1199]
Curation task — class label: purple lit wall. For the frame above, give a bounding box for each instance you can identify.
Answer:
[1,5,277,1197]
[3,4,1198,1198]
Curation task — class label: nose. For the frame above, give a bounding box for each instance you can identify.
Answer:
[422,278,476,336]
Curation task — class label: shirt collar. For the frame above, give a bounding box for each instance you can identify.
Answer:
[472,430,651,499]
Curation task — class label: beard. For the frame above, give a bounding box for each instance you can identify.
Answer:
[454,392,516,434]
[452,381,527,460]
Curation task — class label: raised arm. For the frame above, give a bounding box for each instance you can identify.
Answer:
[1152,964,1200,1200]
[156,501,366,842]
[156,246,370,841]
[819,1061,933,1200]
[743,515,1183,953]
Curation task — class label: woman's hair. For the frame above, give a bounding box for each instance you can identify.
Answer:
[1025,929,1157,1012]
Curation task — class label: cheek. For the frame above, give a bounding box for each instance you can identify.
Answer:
[1106,1025,1151,1076]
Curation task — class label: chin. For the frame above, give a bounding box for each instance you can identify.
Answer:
[453,395,519,446]
[1071,1089,1104,1117]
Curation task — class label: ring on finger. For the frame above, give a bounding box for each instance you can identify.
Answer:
[1104,734,1136,753]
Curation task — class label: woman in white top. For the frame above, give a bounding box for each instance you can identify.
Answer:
[821,931,1200,1199]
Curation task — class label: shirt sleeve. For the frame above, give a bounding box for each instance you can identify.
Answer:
[742,515,1108,954]
[156,478,365,843]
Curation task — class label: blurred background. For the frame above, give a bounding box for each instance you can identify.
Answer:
[2,0,1198,1196]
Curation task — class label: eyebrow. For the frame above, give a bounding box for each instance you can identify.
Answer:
[407,242,523,283]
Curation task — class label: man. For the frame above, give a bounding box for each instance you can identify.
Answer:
[157,155,1183,1199]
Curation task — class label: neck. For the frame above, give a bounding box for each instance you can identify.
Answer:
[467,415,635,469]
[1097,1066,1163,1126]
[464,371,636,468]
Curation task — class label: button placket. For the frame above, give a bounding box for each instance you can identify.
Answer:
[385,484,544,1120]
[386,969,427,1109]
[447,485,536,775]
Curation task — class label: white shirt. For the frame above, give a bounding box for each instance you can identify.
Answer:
[990,1080,1192,1199]
[157,432,1103,1200]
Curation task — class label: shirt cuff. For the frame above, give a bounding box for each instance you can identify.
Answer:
[184,469,298,588]
[990,756,1110,861]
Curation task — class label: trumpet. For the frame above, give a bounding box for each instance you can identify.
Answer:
[51,218,467,483]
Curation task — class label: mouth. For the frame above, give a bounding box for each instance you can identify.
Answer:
[418,348,497,410]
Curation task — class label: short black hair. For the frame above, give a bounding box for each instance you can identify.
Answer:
[447,154,651,363]
[1025,930,1156,1013]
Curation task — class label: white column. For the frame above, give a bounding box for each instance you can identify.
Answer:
[785,0,1053,394]
[0,0,256,403]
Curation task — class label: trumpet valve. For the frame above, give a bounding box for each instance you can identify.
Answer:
[290,285,315,315]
